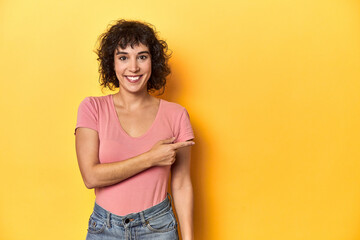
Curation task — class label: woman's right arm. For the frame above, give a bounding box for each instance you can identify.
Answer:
[75,127,194,189]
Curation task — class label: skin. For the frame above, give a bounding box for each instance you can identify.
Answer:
[75,43,194,240]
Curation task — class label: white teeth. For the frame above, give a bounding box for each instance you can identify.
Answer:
[127,76,140,81]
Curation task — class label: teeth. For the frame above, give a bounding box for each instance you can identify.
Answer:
[127,76,140,81]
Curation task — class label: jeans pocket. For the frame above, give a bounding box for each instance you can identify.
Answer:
[145,209,177,233]
[87,212,106,234]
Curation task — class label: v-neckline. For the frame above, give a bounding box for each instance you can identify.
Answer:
[109,94,162,139]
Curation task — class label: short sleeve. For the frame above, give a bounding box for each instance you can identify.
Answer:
[174,108,195,143]
[74,97,98,135]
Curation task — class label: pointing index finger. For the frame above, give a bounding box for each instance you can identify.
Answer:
[172,141,195,149]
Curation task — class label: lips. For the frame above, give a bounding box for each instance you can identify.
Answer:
[125,75,142,83]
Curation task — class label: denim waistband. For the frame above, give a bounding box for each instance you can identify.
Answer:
[92,193,173,228]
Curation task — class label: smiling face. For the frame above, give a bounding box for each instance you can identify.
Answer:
[113,43,152,94]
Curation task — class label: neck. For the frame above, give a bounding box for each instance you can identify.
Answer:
[113,88,153,110]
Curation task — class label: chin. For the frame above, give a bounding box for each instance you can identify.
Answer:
[124,85,148,94]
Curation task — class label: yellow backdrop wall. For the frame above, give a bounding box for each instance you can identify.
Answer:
[1,0,359,239]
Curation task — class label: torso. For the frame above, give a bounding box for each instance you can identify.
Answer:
[77,94,194,215]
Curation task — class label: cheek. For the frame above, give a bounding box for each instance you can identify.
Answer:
[146,62,152,73]
[114,63,125,74]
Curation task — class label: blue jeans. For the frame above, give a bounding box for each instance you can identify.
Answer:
[86,193,179,240]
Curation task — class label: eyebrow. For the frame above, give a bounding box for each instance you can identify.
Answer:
[115,51,150,55]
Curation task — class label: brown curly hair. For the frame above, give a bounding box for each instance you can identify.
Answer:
[95,19,171,94]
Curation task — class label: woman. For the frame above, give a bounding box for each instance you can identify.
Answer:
[74,19,195,240]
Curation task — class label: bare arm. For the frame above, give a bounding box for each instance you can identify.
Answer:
[171,140,194,240]
[75,127,194,189]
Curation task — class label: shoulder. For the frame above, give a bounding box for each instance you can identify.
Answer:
[82,95,108,103]
[159,99,192,125]
[79,95,109,108]
[160,99,187,113]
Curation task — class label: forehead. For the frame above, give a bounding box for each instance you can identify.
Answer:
[115,43,149,53]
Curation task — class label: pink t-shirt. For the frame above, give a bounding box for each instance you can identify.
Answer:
[74,94,194,215]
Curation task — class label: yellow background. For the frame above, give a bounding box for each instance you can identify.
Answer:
[1,0,360,239]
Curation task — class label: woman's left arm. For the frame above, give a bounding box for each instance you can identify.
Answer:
[171,141,194,240]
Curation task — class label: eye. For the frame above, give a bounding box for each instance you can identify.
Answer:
[138,55,148,60]
[119,56,127,61]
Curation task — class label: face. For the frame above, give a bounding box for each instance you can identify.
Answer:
[113,43,152,94]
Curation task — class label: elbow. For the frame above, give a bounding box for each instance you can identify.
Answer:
[84,180,95,189]
[81,165,102,189]
[82,174,98,189]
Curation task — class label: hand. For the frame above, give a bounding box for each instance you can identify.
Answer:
[147,137,195,167]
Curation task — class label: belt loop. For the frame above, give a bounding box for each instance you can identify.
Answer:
[139,211,147,227]
[106,212,111,228]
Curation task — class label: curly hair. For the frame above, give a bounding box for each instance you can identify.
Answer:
[95,19,171,94]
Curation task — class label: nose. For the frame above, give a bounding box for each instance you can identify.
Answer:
[129,58,140,72]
